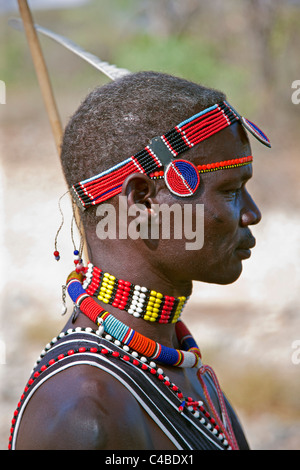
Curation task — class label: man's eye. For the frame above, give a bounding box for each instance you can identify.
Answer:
[224,188,241,198]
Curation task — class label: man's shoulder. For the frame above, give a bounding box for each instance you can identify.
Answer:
[16,363,149,450]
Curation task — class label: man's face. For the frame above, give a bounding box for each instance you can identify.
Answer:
[154,122,261,286]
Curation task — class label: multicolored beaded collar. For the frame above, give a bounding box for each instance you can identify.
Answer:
[71,101,270,209]
[66,271,239,450]
[83,262,188,324]
[67,272,200,368]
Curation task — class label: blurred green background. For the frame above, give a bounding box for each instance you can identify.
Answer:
[0,0,300,450]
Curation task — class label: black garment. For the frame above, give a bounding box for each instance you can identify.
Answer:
[9,329,241,450]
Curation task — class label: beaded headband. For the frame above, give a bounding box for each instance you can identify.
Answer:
[71,101,270,210]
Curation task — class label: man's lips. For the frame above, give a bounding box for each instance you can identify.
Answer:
[236,247,252,259]
[235,237,256,259]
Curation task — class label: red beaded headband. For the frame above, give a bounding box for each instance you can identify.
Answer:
[71,101,270,209]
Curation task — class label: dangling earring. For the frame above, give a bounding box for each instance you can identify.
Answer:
[70,199,86,274]
[53,191,69,261]
[70,204,85,323]
[53,193,86,317]
[53,192,86,269]
[61,284,67,316]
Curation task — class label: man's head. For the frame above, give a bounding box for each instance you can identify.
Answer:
[60,71,266,286]
[60,71,226,215]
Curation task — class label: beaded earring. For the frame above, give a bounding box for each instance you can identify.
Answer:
[53,193,86,317]
[70,212,85,274]
[53,192,68,262]
[53,194,85,271]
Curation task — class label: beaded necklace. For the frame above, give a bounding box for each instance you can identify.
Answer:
[83,262,188,324]
[66,271,239,450]
[67,273,200,368]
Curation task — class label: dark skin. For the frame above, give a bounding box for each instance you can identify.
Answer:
[16,123,260,450]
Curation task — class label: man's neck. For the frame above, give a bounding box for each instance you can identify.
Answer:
[76,244,193,348]
[88,243,193,299]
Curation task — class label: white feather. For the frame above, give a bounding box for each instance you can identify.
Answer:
[8,17,131,81]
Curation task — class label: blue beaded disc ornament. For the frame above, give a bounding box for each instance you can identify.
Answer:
[164,159,200,197]
[241,117,271,148]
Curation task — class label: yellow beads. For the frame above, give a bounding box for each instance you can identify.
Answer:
[150,290,163,299]
[143,291,187,323]
[172,296,187,323]
[97,272,116,304]
[145,290,163,321]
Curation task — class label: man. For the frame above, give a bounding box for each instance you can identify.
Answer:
[9,71,269,450]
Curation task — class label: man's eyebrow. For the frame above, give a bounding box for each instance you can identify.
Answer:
[216,170,252,187]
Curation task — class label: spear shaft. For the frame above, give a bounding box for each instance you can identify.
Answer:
[17,0,86,262]
[17,0,63,155]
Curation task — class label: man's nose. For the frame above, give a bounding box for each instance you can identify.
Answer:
[240,192,262,227]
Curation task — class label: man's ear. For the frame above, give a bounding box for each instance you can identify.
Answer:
[121,173,157,210]
[121,173,160,248]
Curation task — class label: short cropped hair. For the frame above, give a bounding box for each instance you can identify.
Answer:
[60,71,226,223]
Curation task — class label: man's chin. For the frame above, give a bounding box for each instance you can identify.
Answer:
[200,263,243,285]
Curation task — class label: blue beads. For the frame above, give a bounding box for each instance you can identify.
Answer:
[104,315,129,342]
[67,279,86,303]
[155,344,181,365]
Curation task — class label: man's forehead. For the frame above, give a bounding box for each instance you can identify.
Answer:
[219,163,253,183]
